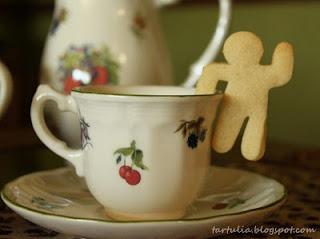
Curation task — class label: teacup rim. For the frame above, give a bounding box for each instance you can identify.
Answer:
[71,85,223,98]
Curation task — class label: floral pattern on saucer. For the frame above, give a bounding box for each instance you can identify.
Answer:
[2,167,285,221]
[31,197,71,211]
[3,158,320,239]
[211,198,247,210]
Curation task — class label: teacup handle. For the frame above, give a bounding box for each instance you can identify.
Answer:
[0,61,13,118]
[31,85,84,176]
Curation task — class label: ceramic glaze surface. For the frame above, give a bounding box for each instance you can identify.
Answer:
[31,85,222,220]
[41,0,231,89]
[41,0,173,90]
[40,0,175,146]
[75,92,218,217]
[39,0,232,146]
[0,61,13,118]
[2,167,286,239]
[41,0,175,147]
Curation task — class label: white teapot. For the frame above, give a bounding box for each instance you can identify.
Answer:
[40,0,232,145]
[41,0,231,90]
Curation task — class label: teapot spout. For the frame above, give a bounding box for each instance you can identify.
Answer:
[0,61,13,118]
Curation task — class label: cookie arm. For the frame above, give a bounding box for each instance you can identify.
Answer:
[195,63,226,94]
[271,42,294,87]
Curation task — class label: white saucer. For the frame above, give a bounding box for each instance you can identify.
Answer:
[1,167,286,239]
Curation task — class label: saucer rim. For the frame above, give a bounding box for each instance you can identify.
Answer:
[1,167,287,224]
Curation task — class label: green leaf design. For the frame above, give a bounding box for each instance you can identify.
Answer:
[187,121,197,130]
[114,140,148,171]
[91,46,120,85]
[132,26,144,39]
[114,147,134,156]
[59,45,120,85]
[61,51,84,70]
[31,197,64,210]
[132,149,148,170]
[183,127,187,137]
[116,155,122,164]
[130,140,136,149]
[175,122,186,133]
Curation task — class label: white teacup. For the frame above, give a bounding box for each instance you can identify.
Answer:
[31,85,222,221]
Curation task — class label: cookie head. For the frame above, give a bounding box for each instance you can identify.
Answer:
[223,31,264,65]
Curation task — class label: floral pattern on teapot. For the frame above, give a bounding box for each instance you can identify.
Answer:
[58,45,120,94]
[131,11,147,39]
[31,196,71,211]
[212,198,247,210]
[49,8,68,35]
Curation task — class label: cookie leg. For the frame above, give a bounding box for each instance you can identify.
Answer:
[212,105,246,153]
[241,112,267,161]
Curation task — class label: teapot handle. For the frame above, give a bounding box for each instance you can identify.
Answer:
[0,61,13,118]
[183,0,232,87]
[156,0,232,87]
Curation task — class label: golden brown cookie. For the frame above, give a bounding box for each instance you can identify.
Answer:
[196,31,294,160]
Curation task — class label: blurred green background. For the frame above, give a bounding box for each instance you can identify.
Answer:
[1,1,319,146]
[162,1,320,147]
[0,1,319,186]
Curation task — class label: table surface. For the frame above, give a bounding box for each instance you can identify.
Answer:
[0,143,319,239]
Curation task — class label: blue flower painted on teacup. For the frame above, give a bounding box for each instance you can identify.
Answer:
[49,8,68,35]
[175,117,207,149]
[80,117,92,149]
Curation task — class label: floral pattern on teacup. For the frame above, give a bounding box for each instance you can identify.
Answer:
[80,117,92,150]
[175,117,207,149]
[114,140,148,186]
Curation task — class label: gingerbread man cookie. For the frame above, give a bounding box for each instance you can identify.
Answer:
[196,31,294,160]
